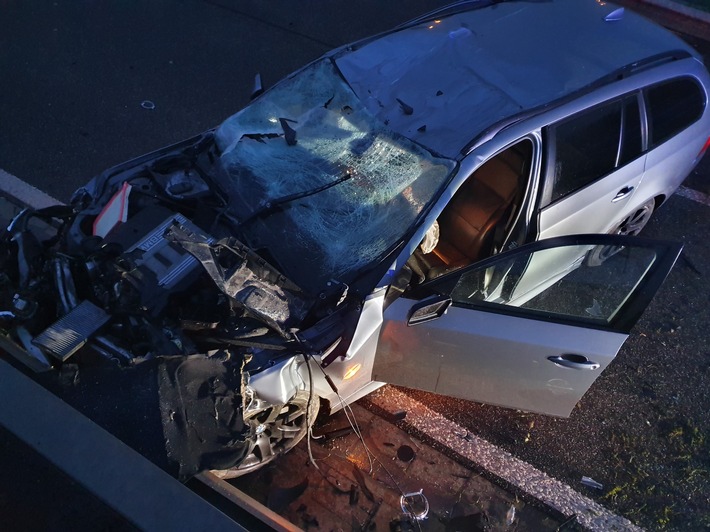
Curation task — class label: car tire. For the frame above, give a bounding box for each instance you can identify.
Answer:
[211,389,320,479]
[586,199,655,266]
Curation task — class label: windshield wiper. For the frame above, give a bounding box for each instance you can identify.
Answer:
[239,169,358,227]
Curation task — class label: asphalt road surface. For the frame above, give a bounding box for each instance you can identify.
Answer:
[0,0,451,201]
[2,2,709,530]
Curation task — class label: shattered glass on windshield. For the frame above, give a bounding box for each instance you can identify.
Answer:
[216,59,455,292]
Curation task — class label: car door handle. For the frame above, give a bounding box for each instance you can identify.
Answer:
[611,186,634,203]
[547,354,600,370]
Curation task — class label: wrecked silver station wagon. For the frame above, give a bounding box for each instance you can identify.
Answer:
[1,0,708,479]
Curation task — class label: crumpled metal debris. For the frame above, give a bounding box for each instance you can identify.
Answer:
[581,476,604,490]
[506,504,516,526]
[400,489,429,520]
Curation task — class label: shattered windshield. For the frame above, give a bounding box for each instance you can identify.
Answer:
[215,59,455,293]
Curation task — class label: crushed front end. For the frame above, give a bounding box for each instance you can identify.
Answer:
[0,134,339,479]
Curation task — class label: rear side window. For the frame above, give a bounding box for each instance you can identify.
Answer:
[549,101,621,203]
[546,95,643,205]
[646,78,705,147]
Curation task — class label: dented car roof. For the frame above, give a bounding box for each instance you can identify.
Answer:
[335,0,698,158]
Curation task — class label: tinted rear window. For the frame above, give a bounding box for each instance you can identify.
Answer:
[549,100,622,203]
[646,78,705,147]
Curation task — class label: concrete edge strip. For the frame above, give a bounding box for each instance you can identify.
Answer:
[676,185,710,206]
[0,359,245,532]
[0,168,63,209]
[367,386,643,532]
[197,472,303,532]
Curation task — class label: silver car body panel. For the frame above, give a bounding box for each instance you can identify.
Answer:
[248,356,302,406]
[294,289,388,412]
[373,299,627,417]
[370,236,680,417]
[380,58,710,282]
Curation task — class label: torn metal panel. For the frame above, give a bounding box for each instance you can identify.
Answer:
[158,355,251,480]
[165,223,311,338]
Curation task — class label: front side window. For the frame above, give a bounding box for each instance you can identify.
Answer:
[449,242,657,327]
[645,78,705,148]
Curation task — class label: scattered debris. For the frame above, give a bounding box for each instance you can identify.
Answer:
[396,98,414,115]
[400,489,429,521]
[390,517,417,531]
[397,444,415,463]
[506,504,516,526]
[454,429,473,442]
[524,420,535,443]
[362,498,383,530]
[313,426,354,442]
[352,466,375,502]
[581,476,604,490]
[446,513,487,531]
[301,513,319,528]
[140,100,155,110]
[349,484,359,506]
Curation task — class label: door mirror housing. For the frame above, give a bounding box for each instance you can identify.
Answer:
[407,295,452,326]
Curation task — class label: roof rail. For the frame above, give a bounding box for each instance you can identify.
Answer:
[462,49,694,155]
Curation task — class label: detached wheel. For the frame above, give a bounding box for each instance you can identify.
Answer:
[212,389,319,479]
[586,199,655,266]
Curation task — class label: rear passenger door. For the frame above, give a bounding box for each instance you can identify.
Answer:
[538,95,645,239]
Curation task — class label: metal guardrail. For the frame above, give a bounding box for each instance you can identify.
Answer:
[0,357,286,531]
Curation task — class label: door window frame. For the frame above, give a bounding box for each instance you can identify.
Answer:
[539,92,644,208]
[405,234,681,334]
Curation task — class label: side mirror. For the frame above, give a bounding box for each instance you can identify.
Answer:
[407,295,452,326]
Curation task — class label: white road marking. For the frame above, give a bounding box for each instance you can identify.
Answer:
[367,386,643,531]
[0,168,62,209]
[676,185,710,207]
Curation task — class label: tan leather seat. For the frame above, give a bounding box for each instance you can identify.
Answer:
[432,151,522,268]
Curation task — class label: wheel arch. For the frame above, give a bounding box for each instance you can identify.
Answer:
[653,194,666,210]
